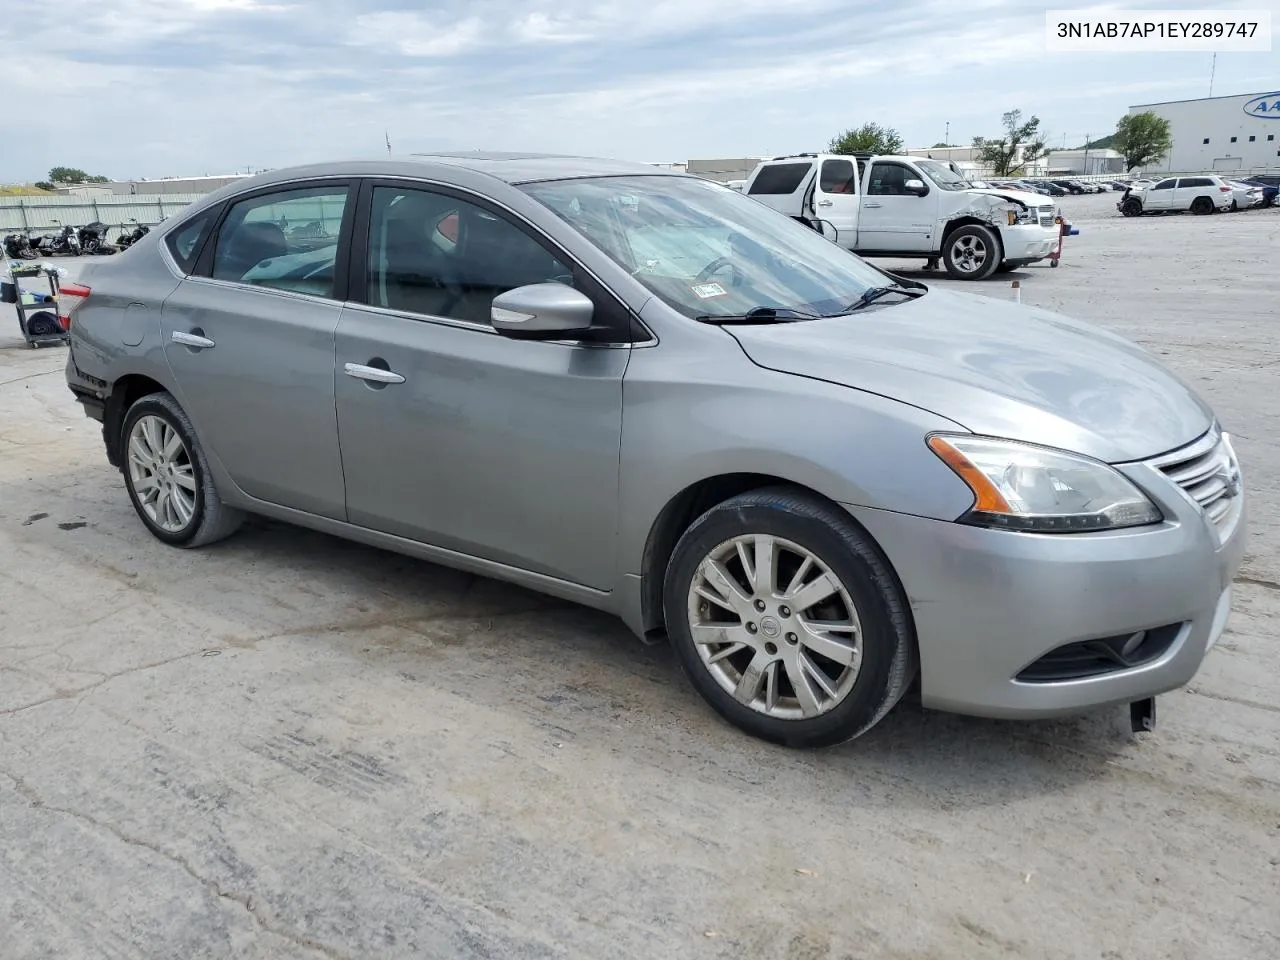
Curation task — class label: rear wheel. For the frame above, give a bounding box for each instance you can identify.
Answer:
[120,391,244,548]
[663,488,915,747]
[942,224,1002,280]
[1191,196,1214,215]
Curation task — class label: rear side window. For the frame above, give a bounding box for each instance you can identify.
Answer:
[164,213,214,274]
[819,158,858,193]
[748,162,811,195]
[211,185,351,298]
[1179,177,1212,188]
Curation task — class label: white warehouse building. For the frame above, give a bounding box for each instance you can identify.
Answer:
[1129,90,1280,174]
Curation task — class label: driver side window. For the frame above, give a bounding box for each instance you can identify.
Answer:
[866,164,912,196]
[1152,179,1176,190]
[365,186,573,326]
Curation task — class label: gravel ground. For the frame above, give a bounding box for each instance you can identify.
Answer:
[2,192,1278,960]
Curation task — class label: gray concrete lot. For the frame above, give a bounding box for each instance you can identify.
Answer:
[2,193,1278,960]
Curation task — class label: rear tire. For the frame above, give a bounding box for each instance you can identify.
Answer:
[120,391,244,548]
[663,487,916,748]
[1191,196,1214,215]
[942,224,1002,280]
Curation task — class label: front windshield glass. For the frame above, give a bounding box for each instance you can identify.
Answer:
[521,175,897,320]
[914,160,972,191]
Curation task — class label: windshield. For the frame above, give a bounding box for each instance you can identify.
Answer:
[914,160,972,191]
[521,175,897,320]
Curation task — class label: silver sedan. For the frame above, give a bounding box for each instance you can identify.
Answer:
[62,153,1245,746]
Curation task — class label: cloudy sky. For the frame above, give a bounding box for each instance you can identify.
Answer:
[2,0,1276,181]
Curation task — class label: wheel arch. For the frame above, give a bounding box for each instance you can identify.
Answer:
[940,215,1002,247]
[104,373,172,468]
[638,473,913,646]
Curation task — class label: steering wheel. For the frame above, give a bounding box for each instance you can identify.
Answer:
[694,256,739,286]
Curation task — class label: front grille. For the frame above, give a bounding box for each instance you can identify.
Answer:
[1149,428,1242,531]
[1016,623,1184,683]
[1038,211,1055,227]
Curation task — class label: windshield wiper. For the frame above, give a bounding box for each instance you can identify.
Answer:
[838,284,927,313]
[695,305,824,325]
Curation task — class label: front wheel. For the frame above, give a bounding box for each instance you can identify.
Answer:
[1120,198,1143,217]
[120,391,244,548]
[942,224,1002,280]
[663,488,916,748]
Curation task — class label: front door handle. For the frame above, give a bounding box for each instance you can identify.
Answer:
[816,199,834,207]
[863,202,883,208]
[171,330,215,349]
[344,362,405,385]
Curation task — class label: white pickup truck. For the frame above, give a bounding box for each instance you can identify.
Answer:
[741,153,1061,280]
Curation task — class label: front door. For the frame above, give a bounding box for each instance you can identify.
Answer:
[1144,177,1178,211]
[857,161,939,252]
[811,157,861,246]
[160,181,354,520]
[334,182,628,589]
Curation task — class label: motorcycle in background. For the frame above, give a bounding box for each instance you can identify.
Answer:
[3,233,39,259]
[79,221,114,255]
[116,219,150,250]
[44,221,83,256]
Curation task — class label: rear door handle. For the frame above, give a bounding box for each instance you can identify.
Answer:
[171,331,215,349]
[816,199,834,207]
[344,362,405,385]
[863,202,882,208]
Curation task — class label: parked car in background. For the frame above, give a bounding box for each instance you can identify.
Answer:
[1118,175,1235,216]
[1238,175,1279,206]
[1050,180,1088,195]
[1026,180,1067,197]
[1225,180,1265,211]
[59,153,1246,747]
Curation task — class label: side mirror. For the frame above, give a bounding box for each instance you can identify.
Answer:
[904,179,928,196]
[491,282,594,340]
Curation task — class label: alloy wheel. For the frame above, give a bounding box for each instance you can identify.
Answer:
[949,234,988,274]
[126,414,197,533]
[686,534,863,720]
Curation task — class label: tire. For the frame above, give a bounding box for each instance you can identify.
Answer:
[663,487,916,748]
[1230,200,1238,212]
[120,391,244,548]
[941,224,1002,280]
[1191,196,1214,215]
[1120,198,1142,217]
[994,262,1018,274]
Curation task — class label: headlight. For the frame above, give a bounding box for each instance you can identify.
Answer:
[1006,208,1036,225]
[927,434,1163,533]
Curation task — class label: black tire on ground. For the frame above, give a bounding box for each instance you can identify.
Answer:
[941,224,1002,280]
[120,390,245,548]
[663,487,917,748]
[995,262,1020,274]
[1120,198,1143,217]
[1191,196,1214,215]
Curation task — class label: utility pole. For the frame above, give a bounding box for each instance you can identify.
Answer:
[1209,53,1216,97]
[944,121,949,145]
[1083,133,1090,175]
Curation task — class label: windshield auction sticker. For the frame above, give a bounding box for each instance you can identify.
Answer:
[1046,9,1271,50]
[691,282,729,299]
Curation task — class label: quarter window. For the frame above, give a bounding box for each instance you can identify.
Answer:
[212,185,350,298]
[365,186,572,325]
[747,163,811,195]
[164,212,215,274]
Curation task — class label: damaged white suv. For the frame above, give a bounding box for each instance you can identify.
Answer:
[743,153,1061,280]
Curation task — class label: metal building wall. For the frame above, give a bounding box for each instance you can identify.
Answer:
[0,194,203,232]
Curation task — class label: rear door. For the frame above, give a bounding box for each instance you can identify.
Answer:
[159,180,354,519]
[810,157,861,246]
[856,160,937,252]
[1174,176,1211,208]
[1143,178,1177,211]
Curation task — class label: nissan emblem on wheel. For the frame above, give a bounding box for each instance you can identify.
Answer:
[62,153,1245,747]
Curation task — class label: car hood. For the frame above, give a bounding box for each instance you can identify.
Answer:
[964,187,1051,208]
[726,287,1213,463]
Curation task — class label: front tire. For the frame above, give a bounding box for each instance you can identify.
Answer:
[663,488,916,748]
[120,391,244,548]
[1120,198,1142,217]
[942,224,1002,280]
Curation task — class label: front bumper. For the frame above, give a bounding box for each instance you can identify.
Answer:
[1000,223,1058,262]
[844,436,1246,719]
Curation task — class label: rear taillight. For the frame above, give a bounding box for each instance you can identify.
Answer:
[57,282,91,330]
[1219,186,1231,192]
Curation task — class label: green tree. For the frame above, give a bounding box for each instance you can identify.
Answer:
[1114,111,1172,171]
[930,141,957,148]
[48,166,89,184]
[828,122,904,156]
[86,174,110,183]
[34,181,54,191]
[973,110,1047,176]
